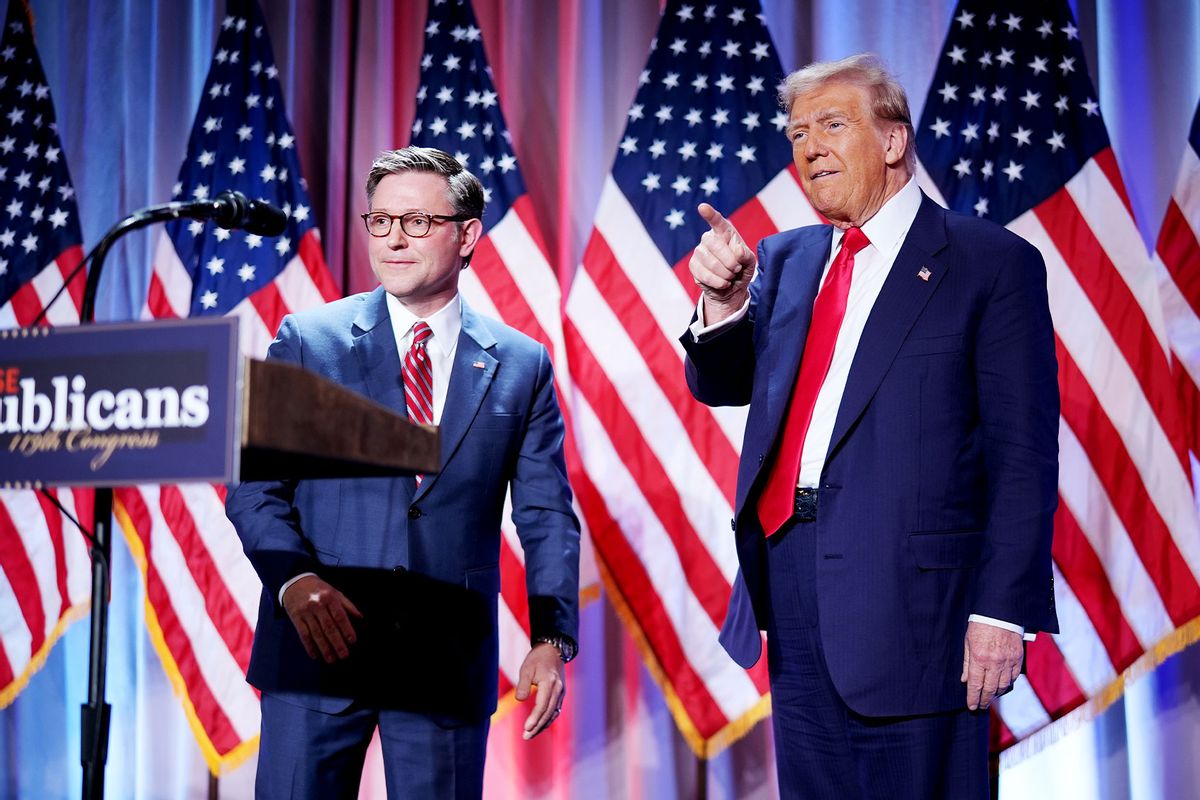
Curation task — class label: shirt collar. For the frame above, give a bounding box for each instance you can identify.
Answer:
[384,292,462,355]
[831,177,922,259]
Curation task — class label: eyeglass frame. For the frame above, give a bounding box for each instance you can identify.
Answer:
[360,210,475,238]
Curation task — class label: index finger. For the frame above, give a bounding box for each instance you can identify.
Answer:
[698,203,734,236]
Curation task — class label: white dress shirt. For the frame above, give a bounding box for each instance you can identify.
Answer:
[691,179,1031,640]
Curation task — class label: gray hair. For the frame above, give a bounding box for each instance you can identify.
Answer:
[779,53,916,171]
[365,146,486,220]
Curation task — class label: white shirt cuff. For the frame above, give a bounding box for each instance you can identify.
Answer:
[279,572,318,606]
[688,294,751,341]
[969,613,1036,642]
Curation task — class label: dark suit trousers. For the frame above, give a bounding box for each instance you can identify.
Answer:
[765,519,989,800]
[256,692,489,799]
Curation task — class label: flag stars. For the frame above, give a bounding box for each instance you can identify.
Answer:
[929,118,951,138]
[953,158,972,178]
[278,133,294,149]
[497,154,517,173]
[735,144,757,163]
[974,197,989,216]
[1062,22,1079,40]
[443,54,461,71]
[663,72,681,89]
[715,74,735,93]
[429,117,448,135]
[677,4,695,21]
[206,256,226,276]
[1002,160,1024,181]
[198,150,215,167]
[1003,13,1022,31]
[236,125,253,142]
[238,263,256,282]
[711,108,730,126]
[1046,131,1066,152]
[293,205,309,222]
[30,205,43,223]
[771,110,789,131]
[938,82,958,103]
[648,140,667,158]
[986,122,1000,141]
[0,46,13,60]
[669,39,687,56]
[948,45,967,64]
[671,175,692,194]
[701,176,719,195]
[188,219,204,236]
[1037,20,1054,38]
[6,107,24,126]
[215,49,229,64]
[741,111,760,131]
[436,86,454,104]
[678,141,698,160]
[454,151,470,167]
[641,172,661,191]
[0,229,12,247]
[266,65,278,80]
[0,136,12,153]
[214,228,231,242]
[22,142,38,160]
[628,104,644,122]
[48,208,68,229]
[698,41,712,58]
[619,136,638,155]
[961,122,979,142]
[274,236,291,256]
[200,290,218,310]
[638,69,651,86]
[746,76,765,95]
[997,48,1015,67]
[988,13,998,28]
[193,184,210,200]
[685,108,703,126]
[1011,126,1032,147]
[706,143,724,160]
[1019,90,1040,110]
[245,94,260,109]
[655,105,674,123]
[704,5,717,21]
[260,165,277,182]
[245,233,263,249]
[58,184,75,202]
[1081,98,1099,116]
[37,176,51,193]
[665,209,685,229]
[721,40,741,58]
[728,7,746,24]
[203,116,222,134]
[251,61,263,76]
[16,79,32,96]
[14,171,31,190]
[34,84,49,101]
[421,54,433,70]
[956,10,974,27]
[991,86,1007,104]
[691,75,709,92]
[1059,56,1075,75]
[456,121,476,139]
[21,233,38,253]
[978,51,993,68]
[480,90,498,108]
[1029,56,1049,75]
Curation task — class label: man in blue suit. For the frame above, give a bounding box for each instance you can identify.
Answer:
[227,147,580,799]
[682,55,1058,798]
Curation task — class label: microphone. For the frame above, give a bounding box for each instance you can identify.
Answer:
[194,190,288,236]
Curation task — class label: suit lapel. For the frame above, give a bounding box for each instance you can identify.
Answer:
[825,195,949,460]
[415,302,498,498]
[352,287,408,417]
[762,226,831,443]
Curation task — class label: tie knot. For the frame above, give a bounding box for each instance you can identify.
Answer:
[840,226,870,256]
[411,321,433,345]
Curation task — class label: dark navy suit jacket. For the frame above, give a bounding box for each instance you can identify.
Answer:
[683,194,1059,717]
[227,287,580,721]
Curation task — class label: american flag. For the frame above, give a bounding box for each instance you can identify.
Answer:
[563,0,822,754]
[916,1,1200,755]
[0,0,94,710]
[1155,101,1200,476]
[407,0,603,708]
[110,0,339,772]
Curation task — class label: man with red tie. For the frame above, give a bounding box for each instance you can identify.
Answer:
[228,147,580,798]
[682,54,1058,798]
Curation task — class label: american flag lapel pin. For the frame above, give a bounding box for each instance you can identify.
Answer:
[473,361,486,369]
[918,266,932,282]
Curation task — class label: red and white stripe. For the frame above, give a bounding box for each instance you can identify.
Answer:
[992,149,1200,751]
[0,487,93,707]
[0,246,86,329]
[109,225,339,769]
[1154,118,1200,465]
[561,168,818,751]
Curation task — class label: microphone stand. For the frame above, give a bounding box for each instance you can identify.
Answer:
[78,196,255,800]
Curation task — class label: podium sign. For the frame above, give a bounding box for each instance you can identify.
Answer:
[0,318,239,487]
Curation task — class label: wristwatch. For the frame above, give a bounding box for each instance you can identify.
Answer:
[533,634,577,663]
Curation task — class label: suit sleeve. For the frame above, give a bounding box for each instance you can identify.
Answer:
[225,314,322,605]
[679,240,766,407]
[972,237,1060,634]
[509,345,582,644]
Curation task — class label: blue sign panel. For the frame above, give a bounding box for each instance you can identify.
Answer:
[0,318,239,487]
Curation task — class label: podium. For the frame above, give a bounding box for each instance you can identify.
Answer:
[0,317,438,798]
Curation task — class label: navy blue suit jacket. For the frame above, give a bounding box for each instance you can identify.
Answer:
[227,287,580,720]
[683,195,1059,717]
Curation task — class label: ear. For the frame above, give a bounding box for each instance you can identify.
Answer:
[883,122,909,167]
[458,217,484,262]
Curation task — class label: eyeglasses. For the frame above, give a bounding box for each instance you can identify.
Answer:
[360,211,472,238]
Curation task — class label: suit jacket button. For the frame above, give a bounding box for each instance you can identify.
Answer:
[757,453,764,464]
[408,506,422,519]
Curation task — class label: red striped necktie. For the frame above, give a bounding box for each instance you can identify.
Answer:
[403,321,434,484]
[757,226,870,536]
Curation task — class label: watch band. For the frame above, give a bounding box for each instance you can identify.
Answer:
[533,634,577,663]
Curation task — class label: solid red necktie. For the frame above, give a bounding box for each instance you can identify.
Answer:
[757,226,870,536]
[403,321,434,484]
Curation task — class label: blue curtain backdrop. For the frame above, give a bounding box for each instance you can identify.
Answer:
[2,0,1198,797]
